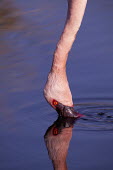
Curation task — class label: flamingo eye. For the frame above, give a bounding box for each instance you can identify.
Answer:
[53,100,58,106]
[53,127,58,135]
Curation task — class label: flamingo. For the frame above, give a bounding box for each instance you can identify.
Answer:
[44,0,87,117]
[44,116,76,170]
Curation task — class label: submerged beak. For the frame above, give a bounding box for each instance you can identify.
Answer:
[53,100,82,118]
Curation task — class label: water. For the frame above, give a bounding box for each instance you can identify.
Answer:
[0,0,113,169]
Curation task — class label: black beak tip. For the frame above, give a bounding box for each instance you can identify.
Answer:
[55,103,82,118]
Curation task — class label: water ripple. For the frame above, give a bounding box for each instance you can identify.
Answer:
[74,103,113,131]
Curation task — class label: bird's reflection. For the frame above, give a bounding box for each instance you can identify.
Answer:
[44,116,77,170]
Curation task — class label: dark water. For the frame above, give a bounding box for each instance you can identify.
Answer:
[0,0,113,169]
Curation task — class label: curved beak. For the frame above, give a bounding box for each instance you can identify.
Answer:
[53,100,82,118]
